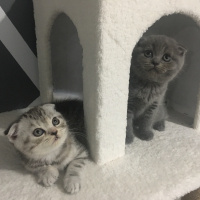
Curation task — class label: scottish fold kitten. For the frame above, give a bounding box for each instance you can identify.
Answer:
[4,99,88,194]
[126,35,186,144]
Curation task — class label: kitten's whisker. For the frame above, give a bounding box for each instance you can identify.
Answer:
[43,138,51,144]
[73,133,86,138]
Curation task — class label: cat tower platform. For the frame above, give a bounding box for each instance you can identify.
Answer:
[1,0,200,199]
[1,110,200,200]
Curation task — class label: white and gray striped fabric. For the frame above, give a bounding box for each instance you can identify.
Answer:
[0,0,40,113]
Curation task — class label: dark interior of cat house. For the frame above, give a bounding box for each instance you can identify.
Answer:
[50,13,83,100]
[141,13,200,128]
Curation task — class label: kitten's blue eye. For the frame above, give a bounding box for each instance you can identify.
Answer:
[33,128,45,137]
[163,54,171,62]
[52,117,60,126]
[144,50,153,58]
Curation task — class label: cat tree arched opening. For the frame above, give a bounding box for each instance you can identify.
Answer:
[50,13,83,100]
[33,0,127,165]
[136,13,200,129]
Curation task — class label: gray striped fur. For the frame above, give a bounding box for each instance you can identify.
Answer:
[5,100,89,194]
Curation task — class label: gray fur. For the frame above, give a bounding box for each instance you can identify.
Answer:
[5,99,88,194]
[126,35,186,143]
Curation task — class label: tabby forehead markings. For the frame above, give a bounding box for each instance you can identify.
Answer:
[24,107,47,122]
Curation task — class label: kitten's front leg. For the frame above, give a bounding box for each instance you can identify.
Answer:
[153,104,167,131]
[153,120,165,131]
[126,112,134,144]
[63,156,87,194]
[37,166,59,187]
[134,102,158,141]
[25,162,59,187]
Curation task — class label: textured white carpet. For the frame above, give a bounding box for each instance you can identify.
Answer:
[0,110,200,200]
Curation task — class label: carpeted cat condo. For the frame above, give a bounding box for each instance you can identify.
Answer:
[33,0,200,165]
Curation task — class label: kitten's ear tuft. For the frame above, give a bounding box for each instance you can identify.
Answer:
[177,44,187,56]
[5,123,18,143]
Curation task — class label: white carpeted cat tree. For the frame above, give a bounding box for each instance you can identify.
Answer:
[33,0,200,164]
[1,0,200,199]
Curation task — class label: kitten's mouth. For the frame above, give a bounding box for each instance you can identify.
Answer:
[53,136,60,143]
[148,67,164,74]
[147,68,159,73]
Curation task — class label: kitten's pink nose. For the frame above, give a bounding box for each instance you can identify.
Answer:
[49,127,58,136]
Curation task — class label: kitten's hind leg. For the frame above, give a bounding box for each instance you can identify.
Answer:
[134,125,154,141]
[153,120,165,131]
[126,112,134,144]
[153,104,167,131]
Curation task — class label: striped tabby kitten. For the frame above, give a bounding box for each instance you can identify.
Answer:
[126,35,187,143]
[4,99,88,194]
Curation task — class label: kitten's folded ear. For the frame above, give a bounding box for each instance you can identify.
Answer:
[4,123,18,143]
[177,44,187,56]
[137,36,147,46]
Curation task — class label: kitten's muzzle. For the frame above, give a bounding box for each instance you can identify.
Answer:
[146,63,165,74]
[51,130,58,136]
[152,60,159,66]
[50,129,60,141]
[48,127,58,136]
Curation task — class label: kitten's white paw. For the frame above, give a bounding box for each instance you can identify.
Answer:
[38,166,59,187]
[63,176,81,194]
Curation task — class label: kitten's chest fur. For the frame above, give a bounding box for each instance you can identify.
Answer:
[22,137,87,171]
[128,77,167,115]
[130,82,166,103]
[53,138,86,170]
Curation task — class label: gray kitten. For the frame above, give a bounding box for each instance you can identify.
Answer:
[126,35,186,144]
[4,99,88,194]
